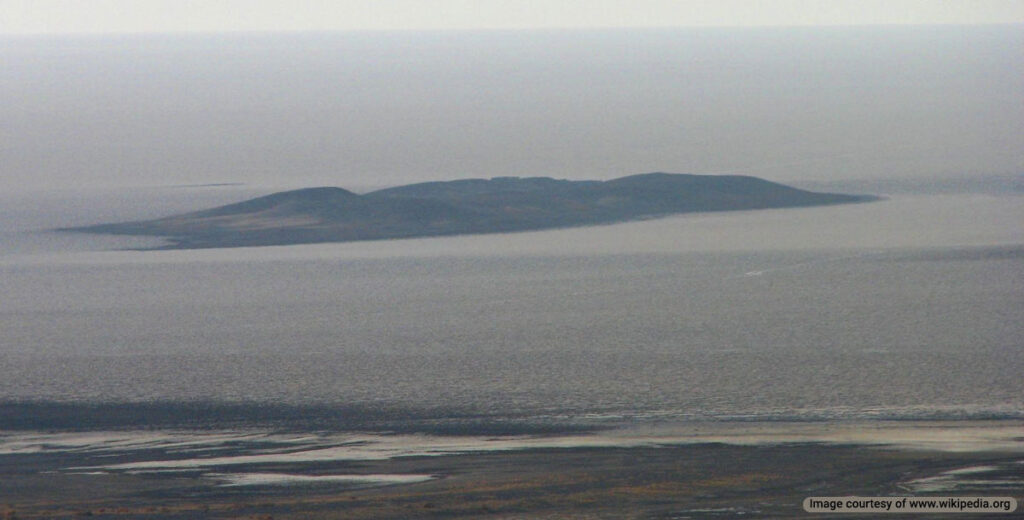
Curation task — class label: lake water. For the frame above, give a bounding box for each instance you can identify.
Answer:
[0,191,1021,433]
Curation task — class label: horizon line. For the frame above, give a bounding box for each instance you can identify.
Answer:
[4,21,1023,38]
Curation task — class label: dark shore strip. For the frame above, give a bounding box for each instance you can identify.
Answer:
[0,400,599,436]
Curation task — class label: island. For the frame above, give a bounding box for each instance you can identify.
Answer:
[65,173,875,249]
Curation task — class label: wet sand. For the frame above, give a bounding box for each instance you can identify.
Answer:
[2,426,1022,519]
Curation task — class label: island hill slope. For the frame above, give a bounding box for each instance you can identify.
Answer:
[69,173,875,249]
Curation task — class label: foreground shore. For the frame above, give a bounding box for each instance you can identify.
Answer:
[2,423,1022,519]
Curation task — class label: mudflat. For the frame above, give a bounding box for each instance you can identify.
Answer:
[3,441,1021,519]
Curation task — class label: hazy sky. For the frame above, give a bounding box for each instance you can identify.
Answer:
[1,2,1022,193]
[4,25,1021,192]
[3,0,1024,34]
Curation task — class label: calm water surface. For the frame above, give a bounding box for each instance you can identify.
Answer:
[0,193,1021,431]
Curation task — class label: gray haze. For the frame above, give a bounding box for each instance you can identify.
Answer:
[2,25,1021,193]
